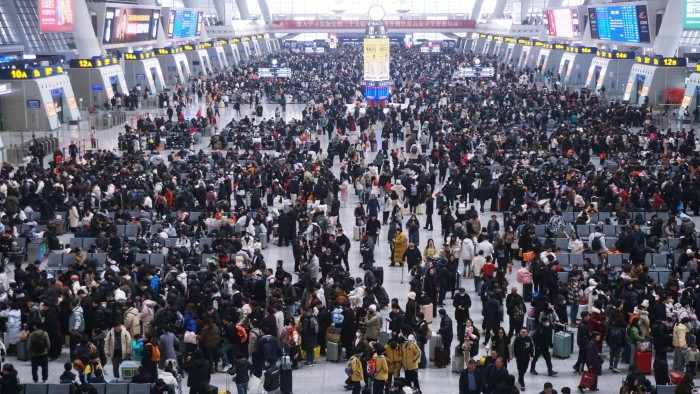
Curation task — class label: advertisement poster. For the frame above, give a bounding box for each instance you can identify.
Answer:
[363,38,390,81]
[167,10,203,39]
[103,7,159,45]
[39,0,74,32]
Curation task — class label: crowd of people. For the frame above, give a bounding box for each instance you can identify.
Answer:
[0,40,698,394]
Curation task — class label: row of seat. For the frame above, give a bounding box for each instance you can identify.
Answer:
[22,383,152,394]
[556,269,671,287]
[551,252,673,269]
[69,237,214,251]
[504,210,672,227]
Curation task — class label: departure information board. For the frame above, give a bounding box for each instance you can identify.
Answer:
[588,4,650,43]
[684,0,700,29]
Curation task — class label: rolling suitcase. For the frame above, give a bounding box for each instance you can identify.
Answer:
[429,334,442,361]
[635,350,652,374]
[281,362,293,394]
[16,340,28,361]
[526,316,536,332]
[372,266,384,286]
[434,347,449,368]
[522,283,533,302]
[260,236,268,249]
[353,225,365,241]
[327,341,341,363]
[451,354,464,373]
[553,327,573,358]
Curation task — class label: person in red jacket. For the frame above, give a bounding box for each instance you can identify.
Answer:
[587,301,606,337]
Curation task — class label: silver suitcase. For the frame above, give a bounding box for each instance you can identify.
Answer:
[353,225,365,241]
[429,333,442,361]
[327,341,341,363]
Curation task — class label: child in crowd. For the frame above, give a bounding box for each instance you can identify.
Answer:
[686,342,699,375]
[59,362,77,384]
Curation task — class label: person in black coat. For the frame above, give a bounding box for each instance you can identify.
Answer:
[484,357,509,394]
[277,212,292,247]
[315,301,332,356]
[573,312,591,373]
[423,268,438,318]
[453,287,471,345]
[41,303,61,360]
[438,309,454,357]
[482,295,500,345]
[530,317,557,376]
[654,349,670,386]
[340,303,356,361]
[184,350,211,394]
[459,359,484,394]
[423,195,434,230]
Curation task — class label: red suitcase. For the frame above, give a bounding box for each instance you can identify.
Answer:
[670,370,683,385]
[635,351,652,374]
[434,347,449,368]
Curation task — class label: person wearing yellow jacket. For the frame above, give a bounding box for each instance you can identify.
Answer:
[392,231,408,266]
[673,317,691,372]
[349,348,364,394]
[373,347,389,394]
[400,336,422,392]
[384,340,403,387]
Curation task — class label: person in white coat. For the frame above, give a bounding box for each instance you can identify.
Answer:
[68,204,80,232]
[104,324,132,379]
[0,302,22,355]
[459,236,476,278]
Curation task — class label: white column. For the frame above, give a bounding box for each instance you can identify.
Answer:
[213,0,230,26]
[520,0,532,24]
[73,0,102,57]
[653,0,684,57]
[236,0,251,20]
[494,0,508,18]
[257,0,272,23]
[471,0,484,20]
[547,0,564,7]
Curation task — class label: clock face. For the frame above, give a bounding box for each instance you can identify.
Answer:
[368,5,385,21]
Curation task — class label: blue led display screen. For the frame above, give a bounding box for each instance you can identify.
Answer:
[588,4,650,43]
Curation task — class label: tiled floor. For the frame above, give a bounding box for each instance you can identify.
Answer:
[7,98,682,393]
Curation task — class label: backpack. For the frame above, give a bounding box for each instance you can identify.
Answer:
[262,365,280,392]
[235,324,248,343]
[591,235,602,251]
[345,358,354,376]
[390,190,399,200]
[366,358,377,378]
[425,325,433,341]
[608,326,625,347]
[411,184,418,196]
[687,331,697,346]
[31,334,46,353]
[148,344,161,362]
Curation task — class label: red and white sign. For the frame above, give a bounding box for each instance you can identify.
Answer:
[269,20,476,30]
[39,0,75,33]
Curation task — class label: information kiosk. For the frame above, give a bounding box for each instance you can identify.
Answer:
[123,51,165,93]
[623,56,687,105]
[68,57,128,110]
[0,64,81,131]
[584,50,636,99]
[155,47,190,86]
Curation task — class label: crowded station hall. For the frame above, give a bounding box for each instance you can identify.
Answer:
[2,0,700,393]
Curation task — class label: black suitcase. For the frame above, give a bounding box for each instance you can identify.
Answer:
[523,283,533,302]
[372,267,384,286]
[281,364,293,394]
[434,347,449,368]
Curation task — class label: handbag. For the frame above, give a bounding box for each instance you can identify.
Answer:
[522,251,535,262]
[579,371,597,389]
[468,270,474,279]
[637,340,652,352]
[326,327,340,343]
[184,331,197,344]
